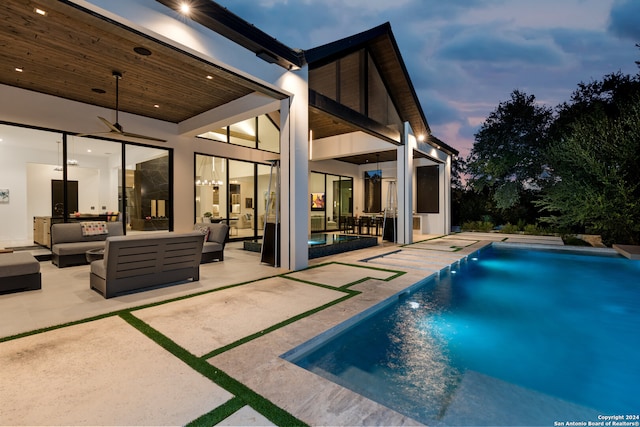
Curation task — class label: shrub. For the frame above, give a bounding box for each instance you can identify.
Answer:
[562,235,592,246]
[501,223,520,234]
[462,220,495,232]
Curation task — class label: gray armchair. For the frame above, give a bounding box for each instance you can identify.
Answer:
[194,222,229,263]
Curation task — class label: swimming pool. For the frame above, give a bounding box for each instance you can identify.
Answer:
[287,245,640,425]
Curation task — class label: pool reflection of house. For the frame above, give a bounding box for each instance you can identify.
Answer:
[0,0,457,270]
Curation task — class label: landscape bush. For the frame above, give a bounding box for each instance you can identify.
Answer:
[462,221,494,232]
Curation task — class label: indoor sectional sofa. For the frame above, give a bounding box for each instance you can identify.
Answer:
[50,221,124,267]
[89,232,205,298]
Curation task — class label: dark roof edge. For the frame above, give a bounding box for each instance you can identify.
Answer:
[155,0,304,70]
[304,22,392,65]
[382,24,433,137]
[429,135,459,157]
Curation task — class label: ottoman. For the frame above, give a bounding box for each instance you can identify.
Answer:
[0,252,42,294]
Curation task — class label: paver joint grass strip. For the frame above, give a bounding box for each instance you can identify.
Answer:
[119,312,308,427]
[185,396,245,427]
[281,261,405,290]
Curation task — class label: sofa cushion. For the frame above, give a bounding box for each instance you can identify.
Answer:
[0,253,40,277]
[52,222,123,244]
[208,223,228,243]
[202,241,223,253]
[52,241,106,256]
[90,259,106,279]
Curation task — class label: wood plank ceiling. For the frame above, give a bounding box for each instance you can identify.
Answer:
[0,0,443,165]
[0,0,285,125]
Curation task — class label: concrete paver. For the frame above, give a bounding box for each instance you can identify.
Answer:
[0,317,229,426]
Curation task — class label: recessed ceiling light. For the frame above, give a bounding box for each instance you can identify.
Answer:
[34,8,47,16]
[87,149,92,153]
[153,104,160,108]
[15,67,23,72]
[133,46,152,56]
[91,88,106,94]
[206,75,213,80]
[180,3,190,14]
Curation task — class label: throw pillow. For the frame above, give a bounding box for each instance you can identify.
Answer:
[194,225,210,241]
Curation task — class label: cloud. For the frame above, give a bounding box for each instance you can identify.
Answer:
[608,0,640,40]
[456,0,613,30]
[437,30,565,66]
[420,93,461,126]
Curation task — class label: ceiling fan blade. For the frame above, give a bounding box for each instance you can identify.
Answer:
[76,131,112,138]
[84,75,166,143]
[98,117,123,134]
[120,131,167,142]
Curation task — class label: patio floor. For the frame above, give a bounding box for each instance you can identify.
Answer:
[0,232,569,426]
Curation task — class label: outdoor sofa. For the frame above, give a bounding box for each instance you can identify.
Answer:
[89,232,204,298]
[50,221,124,267]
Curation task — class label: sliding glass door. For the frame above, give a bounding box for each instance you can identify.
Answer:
[0,122,172,248]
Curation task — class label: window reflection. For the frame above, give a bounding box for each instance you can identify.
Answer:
[124,145,170,232]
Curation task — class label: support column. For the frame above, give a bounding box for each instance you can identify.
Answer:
[444,156,452,234]
[396,122,414,244]
[278,71,309,270]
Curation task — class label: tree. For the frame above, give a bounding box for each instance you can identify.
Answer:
[538,96,640,245]
[551,71,640,141]
[450,155,467,191]
[466,90,553,211]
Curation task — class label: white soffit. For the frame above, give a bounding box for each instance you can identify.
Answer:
[178,93,281,137]
[311,131,393,161]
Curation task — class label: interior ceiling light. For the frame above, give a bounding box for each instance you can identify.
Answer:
[15,67,23,72]
[206,75,213,80]
[34,8,47,16]
[153,104,160,108]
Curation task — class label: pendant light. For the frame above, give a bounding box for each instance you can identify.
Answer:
[54,141,63,171]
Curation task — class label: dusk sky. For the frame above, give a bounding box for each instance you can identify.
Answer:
[215,0,640,157]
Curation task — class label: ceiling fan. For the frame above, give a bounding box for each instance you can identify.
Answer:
[79,71,166,142]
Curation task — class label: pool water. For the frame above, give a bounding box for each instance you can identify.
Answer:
[288,246,640,425]
[307,233,360,246]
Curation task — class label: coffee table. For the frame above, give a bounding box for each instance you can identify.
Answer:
[85,248,105,263]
